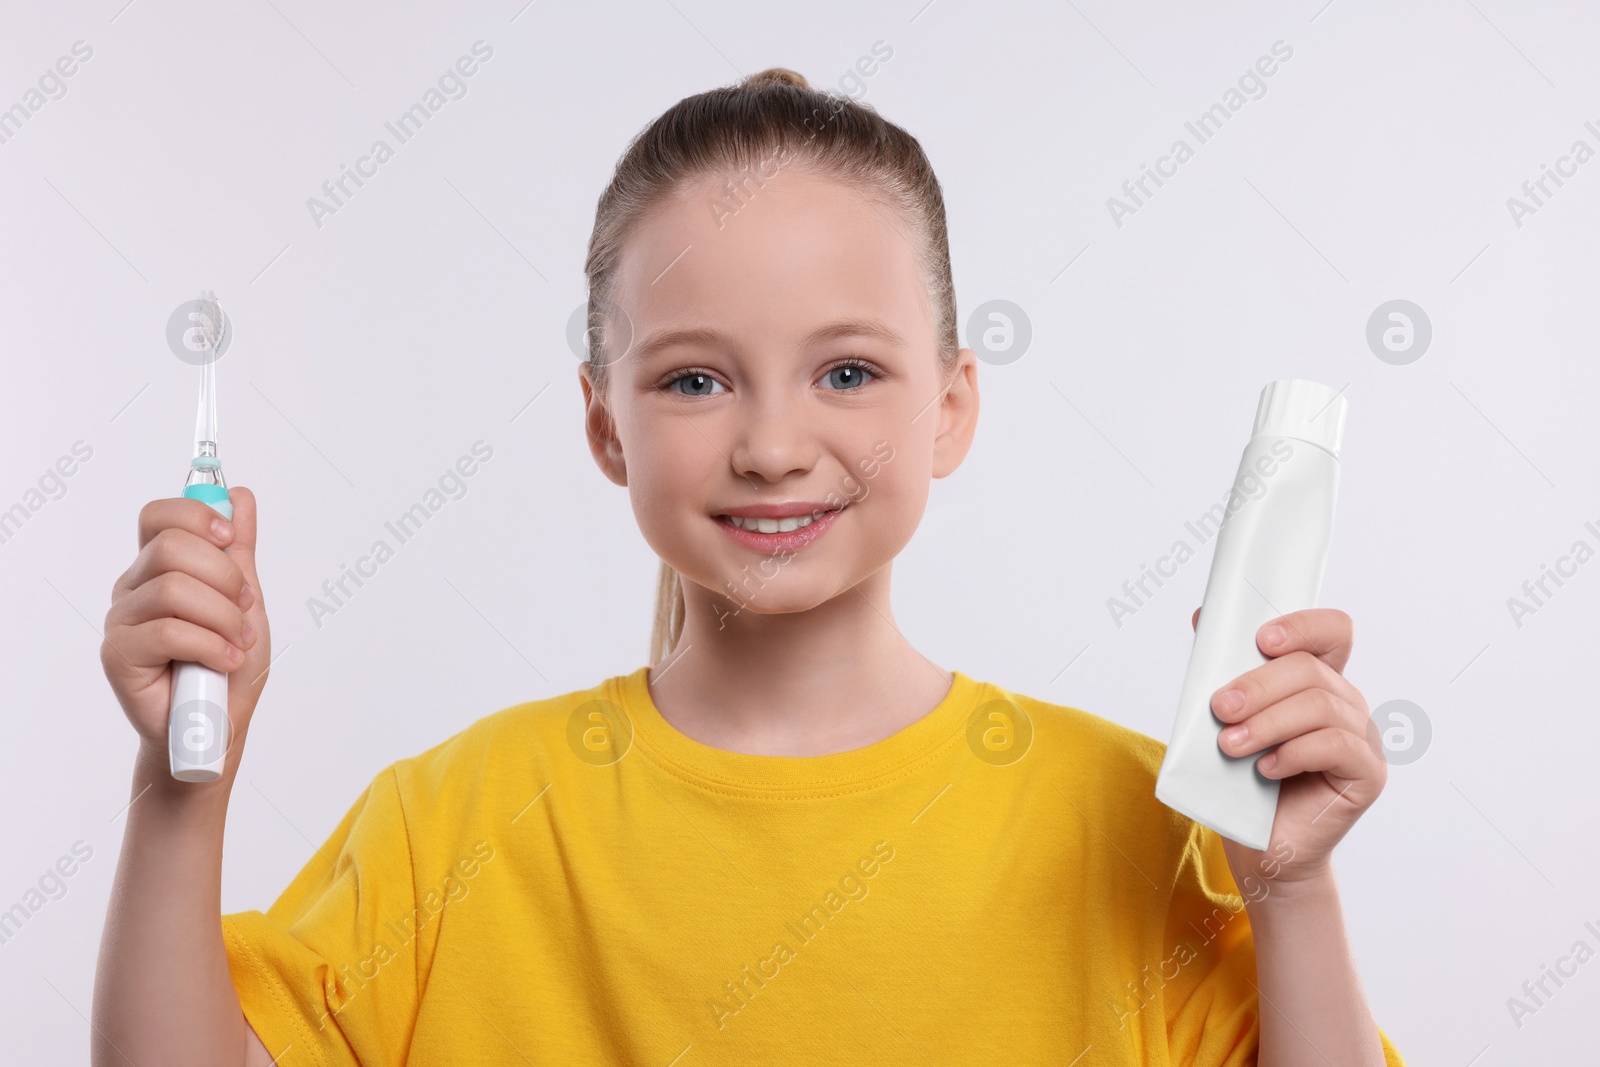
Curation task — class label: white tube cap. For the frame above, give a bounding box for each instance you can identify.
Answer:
[1252,378,1347,457]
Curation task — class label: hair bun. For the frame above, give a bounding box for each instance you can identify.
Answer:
[741,67,809,90]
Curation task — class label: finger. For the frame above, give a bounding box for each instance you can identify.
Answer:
[120,527,248,608]
[1211,649,1365,725]
[1217,686,1365,758]
[137,496,234,553]
[118,570,256,654]
[107,616,246,676]
[1192,606,1201,632]
[98,626,162,691]
[1255,607,1352,674]
[1256,725,1384,793]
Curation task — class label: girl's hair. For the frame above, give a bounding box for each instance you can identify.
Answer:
[582,66,959,665]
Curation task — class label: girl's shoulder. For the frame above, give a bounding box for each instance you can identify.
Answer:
[979,678,1199,851]
[987,678,1169,779]
[388,672,625,786]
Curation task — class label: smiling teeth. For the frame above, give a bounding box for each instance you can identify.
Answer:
[725,513,820,533]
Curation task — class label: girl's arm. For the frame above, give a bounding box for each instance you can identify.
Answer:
[1246,867,1387,1066]
[92,490,276,1067]
[91,743,260,1067]
[1201,606,1396,1066]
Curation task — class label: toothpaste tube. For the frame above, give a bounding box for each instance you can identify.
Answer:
[1154,379,1347,850]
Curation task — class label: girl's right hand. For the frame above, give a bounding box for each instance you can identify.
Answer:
[101,486,271,777]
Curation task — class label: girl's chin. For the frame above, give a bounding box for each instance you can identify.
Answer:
[674,569,847,620]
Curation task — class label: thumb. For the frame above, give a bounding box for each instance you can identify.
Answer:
[224,485,270,703]
[226,485,262,592]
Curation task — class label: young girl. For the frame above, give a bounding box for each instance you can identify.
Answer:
[93,68,1406,1066]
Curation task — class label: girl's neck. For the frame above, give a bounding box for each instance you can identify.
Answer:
[645,565,954,757]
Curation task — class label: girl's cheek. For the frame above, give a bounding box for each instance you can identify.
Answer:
[875,462,932,521]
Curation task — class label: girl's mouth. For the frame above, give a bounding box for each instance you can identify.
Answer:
[713,504,846,553]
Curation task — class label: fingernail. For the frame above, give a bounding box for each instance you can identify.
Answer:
[1262,624,1286,647]
[212,517,232,541]
[1220,724,1247,746]
[229,645,244,663]
[1215,689,1245,714]
[241,622,257,645]
[1258,751,1277,772]
[237,583,253,608]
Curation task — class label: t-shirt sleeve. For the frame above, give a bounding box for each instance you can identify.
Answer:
[1160,822,1409,1067]
[1159,820,1261,1065]
[221,764,419,1067]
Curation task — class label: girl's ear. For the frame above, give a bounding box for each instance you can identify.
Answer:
[931,348,980,478]
[578,363,628,487]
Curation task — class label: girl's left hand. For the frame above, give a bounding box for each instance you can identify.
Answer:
[1191,606,1388,885]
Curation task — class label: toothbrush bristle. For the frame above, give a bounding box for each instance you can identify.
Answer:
[198,289,225,351]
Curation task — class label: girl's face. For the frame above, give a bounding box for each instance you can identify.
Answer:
[580,167,979,616]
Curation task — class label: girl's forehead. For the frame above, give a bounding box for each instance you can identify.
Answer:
[614,171,927,327]
[645,167,889,240]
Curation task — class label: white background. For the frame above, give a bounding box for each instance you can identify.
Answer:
[3,0,1598,1062]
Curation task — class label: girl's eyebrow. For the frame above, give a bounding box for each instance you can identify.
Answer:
[630,318,907,365]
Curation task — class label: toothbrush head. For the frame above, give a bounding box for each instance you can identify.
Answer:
[195,289,227,357]
[191,289,225,467]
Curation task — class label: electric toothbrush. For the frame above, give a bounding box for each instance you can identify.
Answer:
[169,292,232,782]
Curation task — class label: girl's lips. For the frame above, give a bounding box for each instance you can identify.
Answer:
[714,507,843,553]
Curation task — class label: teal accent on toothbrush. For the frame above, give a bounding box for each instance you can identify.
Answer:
[170,292,233,782]
[183,482,233,516]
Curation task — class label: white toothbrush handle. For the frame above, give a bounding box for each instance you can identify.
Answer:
[168,486,233,782]
[169,660,229,781]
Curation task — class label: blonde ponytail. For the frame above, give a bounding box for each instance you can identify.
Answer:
[650,560,686,666]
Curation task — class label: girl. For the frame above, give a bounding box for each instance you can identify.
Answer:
[93,68,1406,1066]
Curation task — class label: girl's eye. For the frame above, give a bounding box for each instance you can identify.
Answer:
[664,371,726,397]
[819,360,876,391]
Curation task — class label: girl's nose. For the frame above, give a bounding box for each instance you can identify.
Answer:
[728,399,818,484]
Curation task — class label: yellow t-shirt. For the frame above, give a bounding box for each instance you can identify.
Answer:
[222,667,1408,1066]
